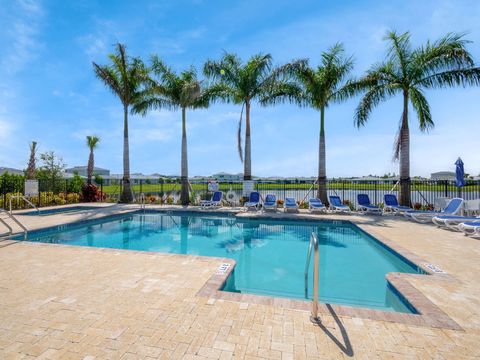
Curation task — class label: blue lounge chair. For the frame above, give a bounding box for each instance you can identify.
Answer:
[263,194,277,212]
[383,194,413,214]
[200,191,223,208]
[432,214,480,230]
[329,195,351,213]
[356,194,382,214]
[458,220,480,237]
[244,191,261,211]
[406,198,464,223]
[309,198,326,213]
[284,197,298,212]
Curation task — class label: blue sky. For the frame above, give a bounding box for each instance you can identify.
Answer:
[1,0,479,177]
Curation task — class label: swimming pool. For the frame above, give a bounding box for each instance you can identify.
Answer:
[20,211,422,313]
[20,206,104,216]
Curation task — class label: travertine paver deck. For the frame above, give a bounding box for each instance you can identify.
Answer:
[1,204,480,359]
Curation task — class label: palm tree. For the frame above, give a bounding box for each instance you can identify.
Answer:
[133,56,209,205]
[354,31,480,206]
[92,43,146,203]
[292,44,354,204]
[86,136,100,184]
[204,53,304,180]
[26,141,37,179]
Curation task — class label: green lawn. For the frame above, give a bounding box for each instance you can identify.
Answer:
[100,181,479,194]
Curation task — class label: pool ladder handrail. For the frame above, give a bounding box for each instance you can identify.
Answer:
[139,193,146,211]
[9,195,40,215]
[0,209,28,240]
[305,232,320,323]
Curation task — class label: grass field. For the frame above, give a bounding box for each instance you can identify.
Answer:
[100,181,480,195]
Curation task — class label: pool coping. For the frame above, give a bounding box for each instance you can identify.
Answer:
[9,205,462,330]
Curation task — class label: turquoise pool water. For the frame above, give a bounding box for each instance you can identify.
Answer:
[21,211,422,313]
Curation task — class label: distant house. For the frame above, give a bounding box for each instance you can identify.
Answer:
[101,173,167,186]
[430,171,456,181]
[65,166,110,177]
[212,172,243,182]
[0,167,23,176]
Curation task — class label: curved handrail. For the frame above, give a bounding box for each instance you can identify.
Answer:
[305,232,320,323]
[10,195,40,214]
[0,210,27,240]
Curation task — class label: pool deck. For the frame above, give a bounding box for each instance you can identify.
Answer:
[1,204,479,359]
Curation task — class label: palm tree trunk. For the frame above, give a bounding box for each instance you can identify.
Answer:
[87,149,94,184]
[180,107,189,205]
[399,91,411,206]
[120,104,133,203]
[317,106,328,205]
[244,100,252,181]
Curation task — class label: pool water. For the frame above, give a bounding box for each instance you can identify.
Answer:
[21,206,103,216]
[22,211,422,313]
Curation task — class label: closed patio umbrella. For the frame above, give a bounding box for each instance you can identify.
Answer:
[455,157,465,200]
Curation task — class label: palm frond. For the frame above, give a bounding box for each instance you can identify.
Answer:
[354,84,400,127]
[92,63,123,102]
[409,87,433,132]
[411,32,475,80]
[385,30,411,78]
[416,67,480,88]
[237,103,244,163]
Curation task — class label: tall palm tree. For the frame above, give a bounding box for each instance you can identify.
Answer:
[204,53,304,180]
[354,31,480,206]
[86,136,100,184]
[26,141,37,179]
[92,43,146,203]
[133,56,209,205]
[292,44,354,204]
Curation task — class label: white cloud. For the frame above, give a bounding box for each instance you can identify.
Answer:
[1,0,45,74]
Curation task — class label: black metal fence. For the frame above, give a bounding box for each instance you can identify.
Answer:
[104,178,480,208]
[2,176,479,210]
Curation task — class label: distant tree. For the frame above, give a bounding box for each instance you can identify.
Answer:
[26,141,37,180]
[68,172,85,193]
[36,151,66,191]
[86,136,100,184]
[94,174,104,185]
[353,31,480,206]
[93,43,147,203]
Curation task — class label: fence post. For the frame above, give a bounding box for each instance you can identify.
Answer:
[374,181,378,204]
[444,180,448,197]
[140,179,143,198]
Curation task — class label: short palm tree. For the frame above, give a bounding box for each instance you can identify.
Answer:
[293,44,354,204]
[204,53,304,180]
[93,43,146,203]
[354,31,480,206]
[26,141,37,179]
[86,136,100,184]
[133,56,209,205]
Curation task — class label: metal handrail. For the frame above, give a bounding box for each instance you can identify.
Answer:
[0,217,13,236]
[139,193,146,210]
[305,232,320,323]
[9,195,40,214]
[0,210,28,240]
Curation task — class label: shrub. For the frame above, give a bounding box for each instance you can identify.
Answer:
[276,199,284,207]
[81,184,103,202]
[298,201,309,209]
